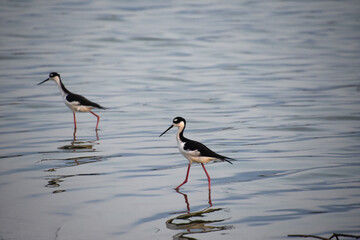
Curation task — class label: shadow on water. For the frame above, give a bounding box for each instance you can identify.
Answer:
[166,189,233,239]
[41,136,103,194]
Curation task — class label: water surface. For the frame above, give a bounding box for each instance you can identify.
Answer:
[0,0,360,239]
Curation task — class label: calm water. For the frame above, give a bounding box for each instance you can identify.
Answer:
[1,0,360,239]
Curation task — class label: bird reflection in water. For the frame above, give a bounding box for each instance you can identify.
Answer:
[58,138,98,159]
[42,137,102,193]
[72,127,99,141]
[166,189,232,239]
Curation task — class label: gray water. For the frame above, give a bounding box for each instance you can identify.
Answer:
[1,0,360,239]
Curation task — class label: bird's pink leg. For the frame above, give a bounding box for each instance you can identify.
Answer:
[175,163,191,190]
[201,163,211,189]
[89,111,100,130]
[73,112,77,130]
[72,112,77,139]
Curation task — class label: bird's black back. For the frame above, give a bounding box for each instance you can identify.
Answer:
[66,92,106,109]
[183,138,233,164]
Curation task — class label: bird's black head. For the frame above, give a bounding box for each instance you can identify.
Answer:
[38,72,61,85]
[49,72,60,78]
[173,117,186,125]
[159,117,186,137]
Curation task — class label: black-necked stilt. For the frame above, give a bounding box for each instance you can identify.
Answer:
[38,72,106,130]
[160,117,233,189]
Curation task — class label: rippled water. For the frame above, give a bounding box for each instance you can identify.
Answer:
[1,0,360,239]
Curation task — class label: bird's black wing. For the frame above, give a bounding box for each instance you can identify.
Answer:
[66,93,106,109]
[184,139,233,164]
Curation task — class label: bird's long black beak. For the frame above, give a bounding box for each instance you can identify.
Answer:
[159,125,173,137]
[37,78,49,85]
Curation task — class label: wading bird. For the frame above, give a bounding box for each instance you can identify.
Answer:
[38,72,106,130]
[160,117,233,189]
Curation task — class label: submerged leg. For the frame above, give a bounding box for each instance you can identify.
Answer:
[89,111,100,130]
[208,188,212,207]
[201,163,211,189]
[73,128,77,140]
[175,163,191,190]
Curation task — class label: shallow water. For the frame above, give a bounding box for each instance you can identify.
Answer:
[1,0,360,239]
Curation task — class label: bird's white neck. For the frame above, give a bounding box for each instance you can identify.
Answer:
[176,122,186,143]
[52,76,68,97]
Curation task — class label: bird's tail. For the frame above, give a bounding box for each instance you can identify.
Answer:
[95,104,108,110]
[223,157,234,164]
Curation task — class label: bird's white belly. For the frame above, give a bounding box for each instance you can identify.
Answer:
[76,105,93,112]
